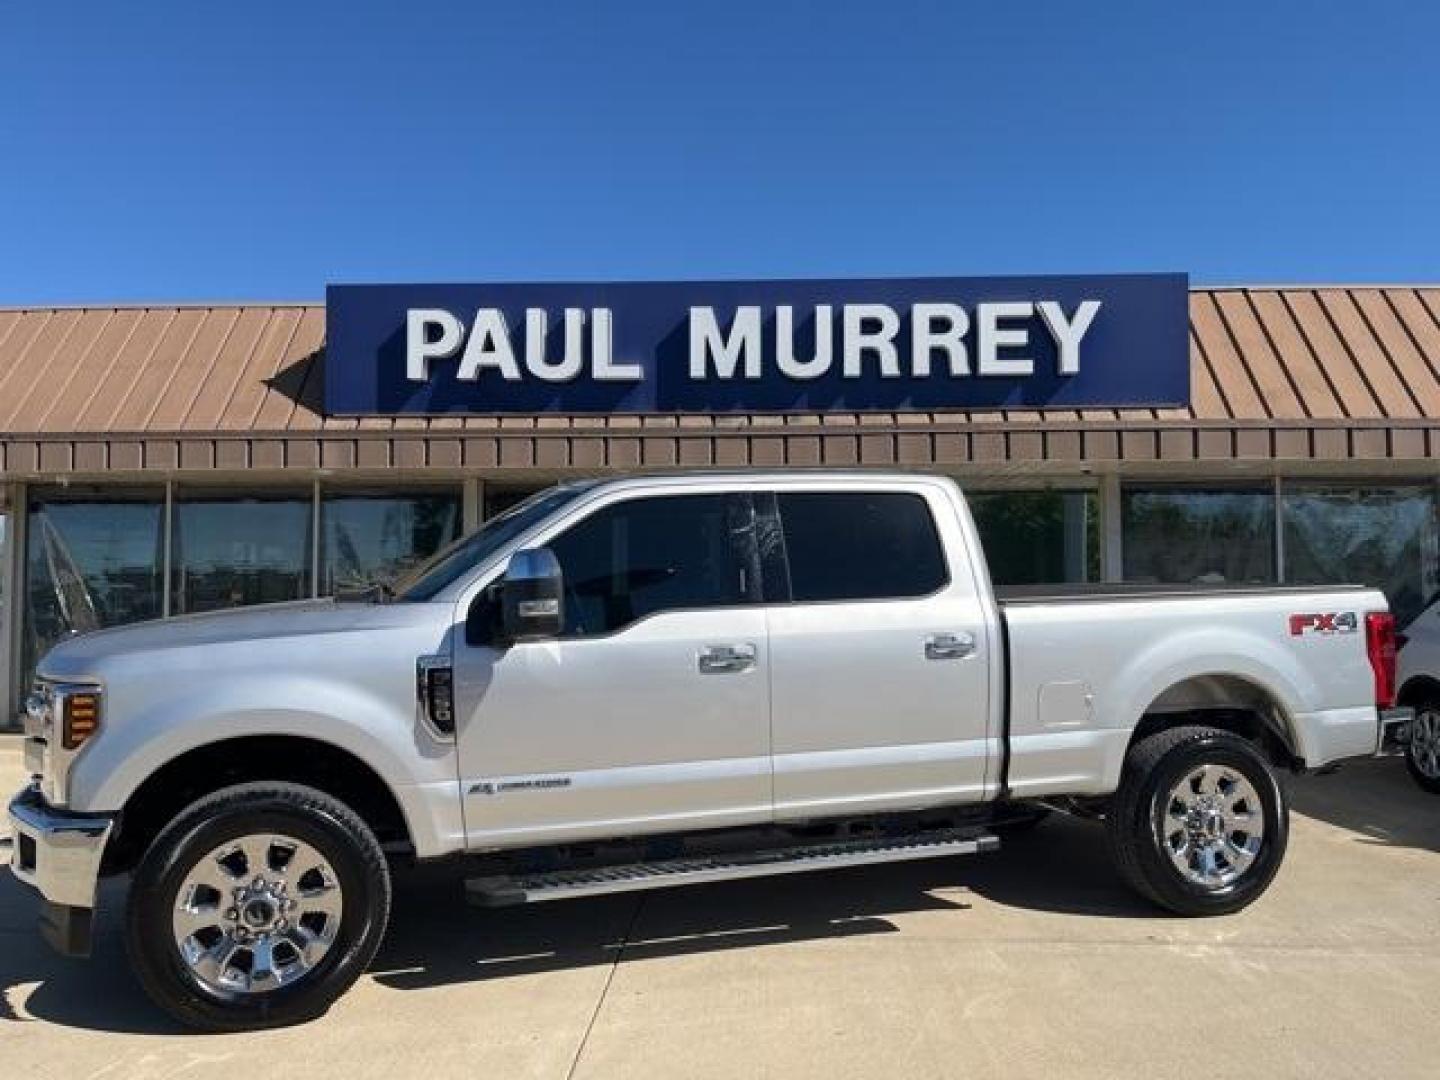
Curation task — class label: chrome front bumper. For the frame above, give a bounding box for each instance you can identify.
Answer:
[8,782,114,909]
[1377,707,1415,758]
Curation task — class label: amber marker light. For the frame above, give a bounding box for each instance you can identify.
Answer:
[62,691,101,750]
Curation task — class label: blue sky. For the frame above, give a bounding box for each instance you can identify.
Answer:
[1,1,1437,303]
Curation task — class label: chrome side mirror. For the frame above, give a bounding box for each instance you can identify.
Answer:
[500,547,564,642]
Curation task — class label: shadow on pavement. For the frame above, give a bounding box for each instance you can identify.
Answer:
[1289,756,1440,853]
[370,815,1159,994]
[0,876,191,1036]
[8,761,1430,1032]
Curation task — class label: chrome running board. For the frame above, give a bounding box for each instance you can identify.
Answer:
[465,828,998,907]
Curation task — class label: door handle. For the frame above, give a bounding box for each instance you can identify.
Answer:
[698,643,757,674]
[925,632,976,661]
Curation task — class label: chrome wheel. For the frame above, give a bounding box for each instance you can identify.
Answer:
[1411,710,1440,779]
[1161,764,1265,889]
[172,834,344,996]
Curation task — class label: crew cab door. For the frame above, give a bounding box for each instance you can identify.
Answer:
[452,490,772,848]
[762,485,997,819]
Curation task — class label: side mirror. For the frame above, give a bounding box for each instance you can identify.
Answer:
[500,547,564,642]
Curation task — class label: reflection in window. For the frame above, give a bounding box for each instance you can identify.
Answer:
[171,492,312,614]
[1123,488,1275,584]
[1283,486,1438,625]
[321,489,461,595]
[548,494,746,636]
[23,489,164,678]
[969,490,1099,585]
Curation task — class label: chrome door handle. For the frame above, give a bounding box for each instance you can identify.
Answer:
[698,643,757,674]
[925,632,976,661]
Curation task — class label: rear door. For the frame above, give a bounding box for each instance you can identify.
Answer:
[762,484,996,819]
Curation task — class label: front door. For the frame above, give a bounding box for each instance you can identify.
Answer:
[453,490,772,849]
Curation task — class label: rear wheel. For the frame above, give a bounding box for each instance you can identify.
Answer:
[125,782,391,1031]
[1405,705,1440,794]
[1107,725,1288,915]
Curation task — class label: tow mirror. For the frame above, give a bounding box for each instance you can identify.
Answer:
[500,547,564,642]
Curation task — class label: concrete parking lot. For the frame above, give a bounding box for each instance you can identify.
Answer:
[2,740,1436,1080]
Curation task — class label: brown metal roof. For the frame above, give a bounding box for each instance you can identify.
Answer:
[1,288,1439,477]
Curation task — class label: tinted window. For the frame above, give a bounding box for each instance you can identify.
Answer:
[777,492,947,602]
[549,494,749,636]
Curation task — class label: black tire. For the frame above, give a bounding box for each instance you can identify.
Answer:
[125,782,392,1032]
[1106,725,1288,916]
[1403,702,1440,794]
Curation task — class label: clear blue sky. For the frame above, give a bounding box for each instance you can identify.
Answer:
[2,1,1437,303]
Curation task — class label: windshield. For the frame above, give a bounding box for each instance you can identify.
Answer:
[394,483,593,601]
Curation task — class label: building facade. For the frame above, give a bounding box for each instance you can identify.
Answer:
[1,284,1438,724]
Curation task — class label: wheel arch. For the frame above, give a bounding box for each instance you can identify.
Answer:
[1127,671,1302,771]
[105,734,414,874]
[1397,674,1440,708]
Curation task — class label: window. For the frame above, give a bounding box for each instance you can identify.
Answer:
[322,488,461,596]
[171,491,313,614]
[398,485,592,602]
[548,494,749,636]
[1122,487,1275,585]
[1283,485,1438,625]
[23,487,165,680]
[968,490,1099,585]
[776,491,947,602]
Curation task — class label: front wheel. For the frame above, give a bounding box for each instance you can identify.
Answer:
[125,782,392,1031]
[1106,726,1288,916]
[1405,706,1440,794]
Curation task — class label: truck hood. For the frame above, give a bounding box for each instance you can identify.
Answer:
[36,599,444,682]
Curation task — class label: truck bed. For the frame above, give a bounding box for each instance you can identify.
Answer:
[996,582,1370,605]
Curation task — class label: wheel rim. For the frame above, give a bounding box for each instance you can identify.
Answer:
[171,834,344,997]
[1412,711,1440,779]
[1161,764,1266,889]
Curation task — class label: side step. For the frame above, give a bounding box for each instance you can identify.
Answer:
[465,828,999,907]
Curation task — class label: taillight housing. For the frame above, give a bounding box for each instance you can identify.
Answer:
[1365,612,1398,709]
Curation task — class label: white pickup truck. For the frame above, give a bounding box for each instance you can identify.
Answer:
[7,470,1410,1030]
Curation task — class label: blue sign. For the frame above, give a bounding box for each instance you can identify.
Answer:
[324,273,1189,415]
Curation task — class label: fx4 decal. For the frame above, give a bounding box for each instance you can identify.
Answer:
[1289,612,1358,636]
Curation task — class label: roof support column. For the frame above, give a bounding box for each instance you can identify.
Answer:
[1100,472,1123,583]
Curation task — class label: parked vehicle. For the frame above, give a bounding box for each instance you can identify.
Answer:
[1395,595,1440,792]
[7,471,1410,1030]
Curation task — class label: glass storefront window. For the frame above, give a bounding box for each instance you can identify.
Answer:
[23,487,165,679]
[321,488,461,596]
[171,490,312,614]
[1123,487,1275,585]
[968,490,1100,586]
[1283,485,1438,625]
[485,486,545,519]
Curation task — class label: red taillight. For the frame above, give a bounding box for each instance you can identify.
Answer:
[1365,612,1398,709]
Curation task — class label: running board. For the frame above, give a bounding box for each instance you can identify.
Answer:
[465,828,999,907]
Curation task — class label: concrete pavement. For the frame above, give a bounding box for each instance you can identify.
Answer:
[2,738,1437,1079]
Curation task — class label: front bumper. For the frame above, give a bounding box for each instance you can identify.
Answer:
[1377,707,1414,758]
[8,784,114,955]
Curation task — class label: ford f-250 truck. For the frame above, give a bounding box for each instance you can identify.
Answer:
[6,470,1412,1030]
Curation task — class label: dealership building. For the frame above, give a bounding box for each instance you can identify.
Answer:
[0,276,1438,725]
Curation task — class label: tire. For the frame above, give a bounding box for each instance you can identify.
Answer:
[125,782,392,1032]
[1404,704,1440,794]
[1106,725,1288,916]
